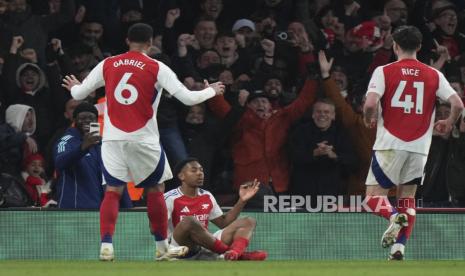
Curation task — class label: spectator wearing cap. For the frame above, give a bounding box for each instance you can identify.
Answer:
[53,102,131,209]
[431,2,465,61]
[3,62,56,150]
[232,19,259,50]
[208,77,318,193]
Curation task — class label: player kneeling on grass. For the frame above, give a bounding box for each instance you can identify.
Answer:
[165,158,267,260]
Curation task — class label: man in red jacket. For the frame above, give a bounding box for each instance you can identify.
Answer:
[208,78,317,193]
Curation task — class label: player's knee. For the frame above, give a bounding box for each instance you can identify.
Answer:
[179,216,201,230]
[241,216,256,229]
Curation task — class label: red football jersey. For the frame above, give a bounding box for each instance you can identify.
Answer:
[103,51,159,133]
[367,59,456,154]
[70,50,216,143]
[165,188,223,233]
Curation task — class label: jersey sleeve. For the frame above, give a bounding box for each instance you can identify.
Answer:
[436,70,457,101]
[207,193,223,220]
[156,61,216,105]
[366,66,385,96]
[164,193,174,221]
[71,60,105,100]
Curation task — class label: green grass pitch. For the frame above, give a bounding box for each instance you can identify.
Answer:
[1,261,465,276]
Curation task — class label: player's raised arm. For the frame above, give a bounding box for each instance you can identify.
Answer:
[61,61,105,100]
[156,61,224,105]
[211,179,260,229]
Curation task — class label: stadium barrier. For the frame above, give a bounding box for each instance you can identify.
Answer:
[1,208,464,260]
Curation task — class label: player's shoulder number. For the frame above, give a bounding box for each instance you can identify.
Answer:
[391,80,424,114]
[115,72,138,105]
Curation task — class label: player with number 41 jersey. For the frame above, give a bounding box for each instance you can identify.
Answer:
[368,56,455,154]
[363,25,463,261]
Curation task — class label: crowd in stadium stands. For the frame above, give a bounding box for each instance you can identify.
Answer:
[0,0,465,208]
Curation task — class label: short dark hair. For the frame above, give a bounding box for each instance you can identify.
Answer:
[392,25,422,52]
[73,102,98,119]
[127,23,153,43]
[173,157,200,179]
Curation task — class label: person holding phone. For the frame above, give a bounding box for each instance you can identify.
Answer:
[53,102,132,209]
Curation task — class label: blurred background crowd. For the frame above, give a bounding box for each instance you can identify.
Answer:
[0,0,464,209]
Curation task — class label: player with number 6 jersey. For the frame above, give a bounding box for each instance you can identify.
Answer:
[62,23,225,262]
[362,25,463,261]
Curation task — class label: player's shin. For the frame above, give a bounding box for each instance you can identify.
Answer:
[147,191,169,252]
[365,196,398,220]
[100,191,122,243]
[395,197,416,245]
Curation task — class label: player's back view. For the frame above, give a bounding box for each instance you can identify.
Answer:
[62,23,225,261]
[363,25,463,260]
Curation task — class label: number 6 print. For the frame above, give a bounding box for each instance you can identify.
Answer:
[115,72,138,105]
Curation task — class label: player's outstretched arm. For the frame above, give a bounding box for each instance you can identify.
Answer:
[61,75,81,91]
[61,61,105,100]
[211,179,260,229]
[157,62,224,105]
[434,93,464,134]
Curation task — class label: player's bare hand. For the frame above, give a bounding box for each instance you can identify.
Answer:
[61,75,81,91]
[434,119,453,135]
[239,179,260,202]
[204,79,225,95]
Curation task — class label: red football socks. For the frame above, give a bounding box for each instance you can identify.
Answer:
[100,191,121,242]
[396,197,416,245]
[212,239,229,254]
[147,191,168,241]
[365,196,397,220]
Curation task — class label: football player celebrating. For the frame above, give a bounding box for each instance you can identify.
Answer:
[363,25,463,260]
[165,158,267,261]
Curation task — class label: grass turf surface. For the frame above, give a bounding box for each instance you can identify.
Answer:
[1,261,465,276]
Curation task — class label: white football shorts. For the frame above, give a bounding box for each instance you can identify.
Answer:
[101,141,173,187]
[366,149,427,188]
